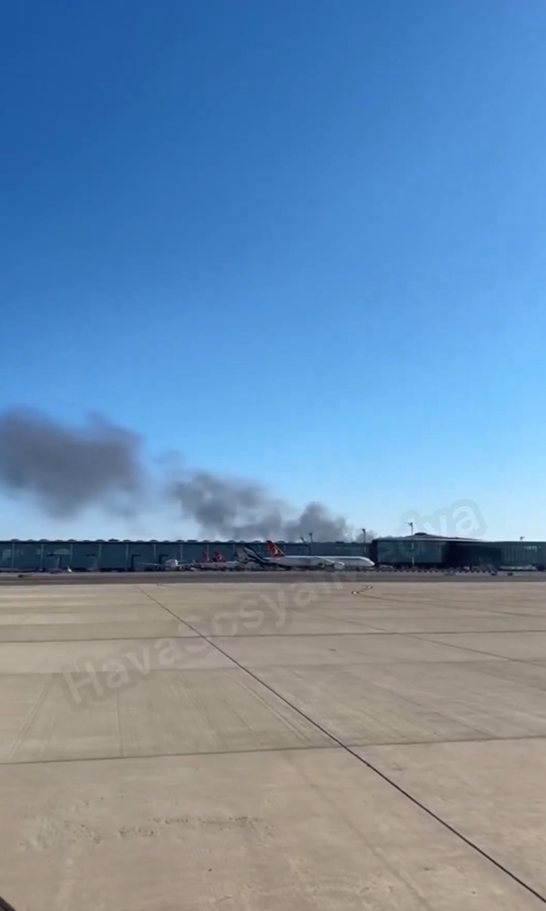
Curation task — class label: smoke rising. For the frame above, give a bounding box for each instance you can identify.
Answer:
[171,472,353,540]
[0,408,360,540]
[0,409,145,518]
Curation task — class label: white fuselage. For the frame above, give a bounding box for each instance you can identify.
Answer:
[268,554,374,569]
[269,554,329,568]
[329,555,375,569]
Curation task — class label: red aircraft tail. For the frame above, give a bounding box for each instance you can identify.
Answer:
[200,551,210,563]
[265,540,285,558]
[213,551,226,563]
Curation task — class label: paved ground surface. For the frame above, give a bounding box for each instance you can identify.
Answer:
[2,579,546,909]
[1,569,545,584]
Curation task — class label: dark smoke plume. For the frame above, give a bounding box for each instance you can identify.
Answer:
[0,409,145,518]
[171,472,353,540]
[0,408,363,540]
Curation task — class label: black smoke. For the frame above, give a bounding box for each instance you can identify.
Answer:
[171,473,353,540]
[0,409,145,518]
[0,408,362,540]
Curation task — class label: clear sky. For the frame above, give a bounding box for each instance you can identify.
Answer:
[1,0,545,540]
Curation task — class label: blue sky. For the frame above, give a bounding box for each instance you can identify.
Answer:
[1,0,545,540]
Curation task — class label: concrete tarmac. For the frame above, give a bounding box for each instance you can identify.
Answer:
[0,568,544,584]
[2,579,546,909]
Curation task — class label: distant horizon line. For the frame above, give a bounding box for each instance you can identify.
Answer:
[0,535,542,545]
[1,536,366,544]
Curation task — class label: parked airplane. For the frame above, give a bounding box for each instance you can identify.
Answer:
[271,541,375,570]
[195,550,252,571]
[239,542,374,570]
[136,557,184,571]
[238,543,338,569]
[134,552,238,572]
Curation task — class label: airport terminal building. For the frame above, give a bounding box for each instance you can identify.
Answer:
[0,539,368,572]
[369,534,546,570]
[0,534,544,572]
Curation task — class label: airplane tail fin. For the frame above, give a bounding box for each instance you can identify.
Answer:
[240,545,269,565]
[266,540,285,557]
[200,551,210,563]
[213,551,225,563]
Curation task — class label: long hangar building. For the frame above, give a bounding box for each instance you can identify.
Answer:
[0,539,366,572]
[0,534,545,571]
